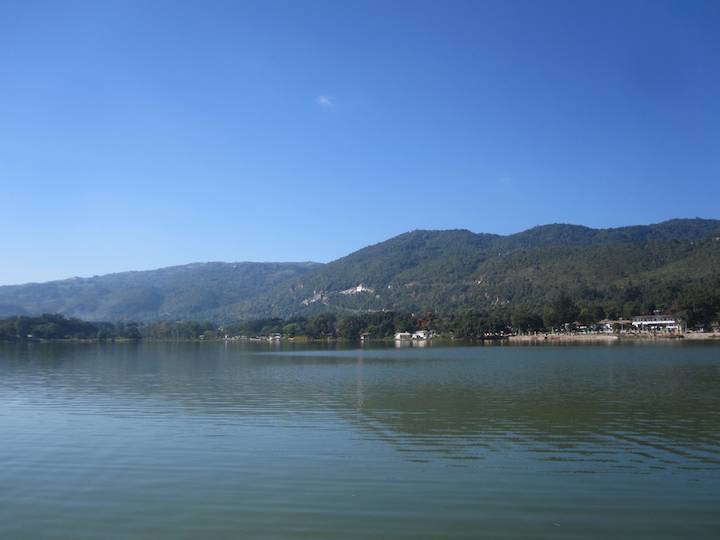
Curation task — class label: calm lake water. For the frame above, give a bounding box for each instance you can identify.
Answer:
[1,341,719,539]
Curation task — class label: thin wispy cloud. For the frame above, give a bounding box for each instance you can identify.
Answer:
[315,95,335,108]
[498,174,514,186]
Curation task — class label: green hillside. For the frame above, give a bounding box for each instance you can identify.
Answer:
[1,219,719,323]
[208,218,719,322]
[0,262,320,321]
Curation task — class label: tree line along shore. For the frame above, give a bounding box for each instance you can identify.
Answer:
[1,294,718,343]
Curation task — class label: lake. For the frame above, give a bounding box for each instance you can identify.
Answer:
[1,341,719,539]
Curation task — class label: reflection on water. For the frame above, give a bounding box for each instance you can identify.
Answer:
[1,342,719,539]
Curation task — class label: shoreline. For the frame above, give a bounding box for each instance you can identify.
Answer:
[507,332,720,343]
[2,332,719,345]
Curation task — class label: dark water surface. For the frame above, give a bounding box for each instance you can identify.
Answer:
[1,341,719,539]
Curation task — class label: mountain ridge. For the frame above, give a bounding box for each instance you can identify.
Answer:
[1,218,719,322]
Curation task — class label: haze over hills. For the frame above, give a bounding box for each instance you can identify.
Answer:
[1,218,719,322]
[0,262,320,322]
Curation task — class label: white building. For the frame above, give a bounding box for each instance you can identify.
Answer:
[632,314,683,333]
[394,332,413,341]
[340,283,375,296]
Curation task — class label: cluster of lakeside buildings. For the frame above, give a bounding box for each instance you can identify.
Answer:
[216,311,715,343]
[394,312,706,342]
[575,313,686,335]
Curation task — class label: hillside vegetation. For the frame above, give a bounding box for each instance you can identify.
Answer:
[1,219,719,324]
[225,218,720,324]
[0,262,319,321]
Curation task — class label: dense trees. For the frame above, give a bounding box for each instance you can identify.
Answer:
[303,313,335,338]
[673,282,720,329]
[0,315,222,341]
[542,292,580,330]
[224,279,720,339]
[2,291,719,343]
[140,321,216,340]
[0,314,141,341]
[511,306,545,332]
[337,312,399,340]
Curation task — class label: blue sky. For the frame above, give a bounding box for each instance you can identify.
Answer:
[1,0,719,284]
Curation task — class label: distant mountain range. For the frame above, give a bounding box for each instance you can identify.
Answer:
[2,218,719,322]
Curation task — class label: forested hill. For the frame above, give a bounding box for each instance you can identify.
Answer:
[1,218,719,322]
[0,262,320,322]
[233,218,720,321]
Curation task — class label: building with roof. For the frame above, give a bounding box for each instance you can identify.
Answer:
[632,314,683,333]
